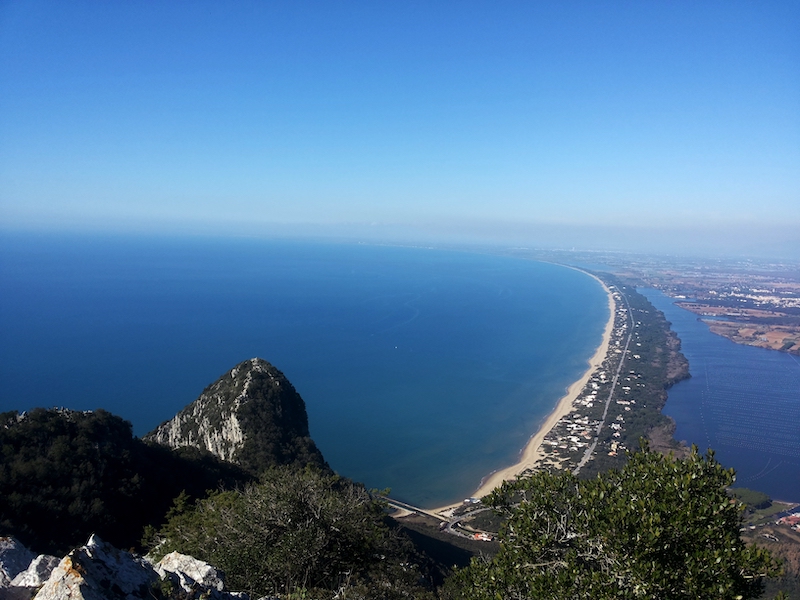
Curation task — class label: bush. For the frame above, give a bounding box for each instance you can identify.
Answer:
[150,466,435,599]
[446,444,780,600]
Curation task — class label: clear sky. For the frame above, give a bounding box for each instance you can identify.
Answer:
[1,1,798,256]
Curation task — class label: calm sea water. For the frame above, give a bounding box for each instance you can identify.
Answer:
[641,289,800,502]
[0,233,607,507]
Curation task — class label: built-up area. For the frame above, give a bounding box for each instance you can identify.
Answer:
[532,275,689,477]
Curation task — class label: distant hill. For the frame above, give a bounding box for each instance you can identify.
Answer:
[145,358,327,474]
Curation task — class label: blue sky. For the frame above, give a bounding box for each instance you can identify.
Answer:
[1,1,798,256]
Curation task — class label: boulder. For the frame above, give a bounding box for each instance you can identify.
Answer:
[1,535,249,600]
[154,552,250,598]
[155,552,225,593]
[0,538,35,587]
[33,535,157,600]
[11,556,61,588]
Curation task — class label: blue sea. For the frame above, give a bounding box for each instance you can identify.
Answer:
[0,233,608,508]
[641,289,800,502]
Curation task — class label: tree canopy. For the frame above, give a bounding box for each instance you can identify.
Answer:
[447,445,780,600]
[0,408,249,554]
[149,466,436,599]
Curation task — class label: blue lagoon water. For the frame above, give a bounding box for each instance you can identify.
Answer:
[0,233,608,507]
[642,289,800,502]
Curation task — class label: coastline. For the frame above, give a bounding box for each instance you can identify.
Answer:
[432,270,616,514]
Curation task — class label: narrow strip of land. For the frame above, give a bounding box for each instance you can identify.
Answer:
[573,285,632,474]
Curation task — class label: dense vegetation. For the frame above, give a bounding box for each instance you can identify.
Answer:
[233,364,328,474]
[732,487,773,511]
[446,445,780,600]
[2,383,787,598]
[149,466,437,599]
[0,408,250,554]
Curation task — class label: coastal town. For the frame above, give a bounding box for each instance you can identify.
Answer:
[396,262,800,596]
[467,272,690,481]
[392,270,692,541]
[409,254,800,596]
[536,281,639,473]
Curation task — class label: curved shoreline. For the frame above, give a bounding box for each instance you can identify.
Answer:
[432,270,616,514]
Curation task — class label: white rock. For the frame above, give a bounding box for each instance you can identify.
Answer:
[10,554,60,587]
[156,552,225,592]
[0,537,36,587]
[22,536,249,600]
[33,534,158,600]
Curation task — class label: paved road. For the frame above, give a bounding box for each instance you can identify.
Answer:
[382,496,448,522]
[383,496,494,539]
[573,285,634,475]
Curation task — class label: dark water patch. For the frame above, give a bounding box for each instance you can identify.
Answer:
[641,288,800,502]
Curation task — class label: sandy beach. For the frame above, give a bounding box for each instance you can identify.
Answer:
[432,271,616,514]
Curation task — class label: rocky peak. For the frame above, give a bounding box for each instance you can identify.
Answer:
[145,358,326,474]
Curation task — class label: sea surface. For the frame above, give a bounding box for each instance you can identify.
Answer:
[641,288,800,502]
[0,233,608,507]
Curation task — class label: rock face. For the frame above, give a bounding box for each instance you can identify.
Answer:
[11,556,61,587]
[34,534,158,600]
[145,358,326,474]
[0,537,36,587]
[0,535,250,600]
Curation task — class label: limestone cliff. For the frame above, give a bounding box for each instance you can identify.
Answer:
[145,358,326,474]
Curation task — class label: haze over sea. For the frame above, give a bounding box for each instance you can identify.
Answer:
[0,233,607,508]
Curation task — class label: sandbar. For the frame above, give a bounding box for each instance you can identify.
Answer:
[432,269,616,514]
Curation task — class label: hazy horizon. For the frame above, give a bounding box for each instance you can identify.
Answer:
[1,2,798,258]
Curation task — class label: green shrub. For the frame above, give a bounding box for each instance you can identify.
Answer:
[446,444,780,600]
[150,466,435,599]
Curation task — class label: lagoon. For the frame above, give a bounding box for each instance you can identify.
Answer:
[641,288,800,502]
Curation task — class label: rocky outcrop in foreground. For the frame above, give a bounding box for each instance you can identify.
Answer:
[146,358,326,474]
[0,537,37,588]
[0,535,255,600]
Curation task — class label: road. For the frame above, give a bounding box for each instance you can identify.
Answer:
[382,496,494,540]
[573,285,634,475]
